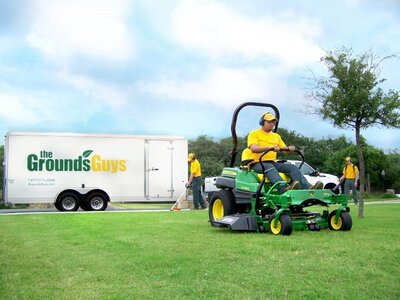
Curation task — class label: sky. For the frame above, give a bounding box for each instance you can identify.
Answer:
[1,0,399,152]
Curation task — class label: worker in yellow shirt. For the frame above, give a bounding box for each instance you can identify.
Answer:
[187,153,207,209]
[247,112,323,192]
[340,157,359,204]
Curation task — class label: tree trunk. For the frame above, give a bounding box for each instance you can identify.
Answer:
[355,125,365,218]
[366,173,371,193]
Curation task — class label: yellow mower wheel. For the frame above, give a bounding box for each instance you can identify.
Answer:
[328,210,352,231]
[269,213,293,235]
[212,199,224,220]
[209,190,236,227]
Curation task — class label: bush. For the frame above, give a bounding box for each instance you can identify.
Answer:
[0,203,12,209]
[382,193,397,199]
[365,192,398,199]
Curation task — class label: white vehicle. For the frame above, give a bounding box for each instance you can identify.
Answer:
[286,160,341,192]
[205,160,340,199]
[3,132,188,211]
[204,176,219,201]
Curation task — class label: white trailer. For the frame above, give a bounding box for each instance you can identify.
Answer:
[3,132,188,211]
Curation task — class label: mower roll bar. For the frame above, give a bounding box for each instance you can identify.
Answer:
[229,102,280,167]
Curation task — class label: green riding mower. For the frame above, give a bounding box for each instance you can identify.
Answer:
[208,102,352,235]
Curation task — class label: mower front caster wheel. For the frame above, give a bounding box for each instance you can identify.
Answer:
[328,210,352,231]
[269,213,293,235]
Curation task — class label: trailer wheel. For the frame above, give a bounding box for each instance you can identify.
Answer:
[56,192,80,211]
[87,192,108,211]
[209,190,236,227]
[269,213,293,235]
[328,210,352,231]
[79,200,91,211]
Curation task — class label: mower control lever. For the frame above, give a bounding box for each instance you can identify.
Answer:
[258,147,305,172]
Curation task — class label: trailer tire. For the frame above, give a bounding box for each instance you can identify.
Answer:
[86,192,108,211]
[209,190,236,227]
[56,192,80,211]
[269,213,293,235]
[328,210,352,231]
[79,200,91,211]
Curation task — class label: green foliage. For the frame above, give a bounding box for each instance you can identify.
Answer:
[307,48,400,217]
[363,144,388,185]
[310,48,400,131]
[189,133,399,191]
[188,135,225,177]
[0,203,11,209]
[188,135,246,177]
[385,149,400,192]
[364,192,398,199]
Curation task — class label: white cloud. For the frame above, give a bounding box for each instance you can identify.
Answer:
[172,1,323,66]
[0,86,67,126]
[0,80,120,130]
[0,92,40,124]
[58,70,127,108]
[26,0,133,62]
[137,66,301,108]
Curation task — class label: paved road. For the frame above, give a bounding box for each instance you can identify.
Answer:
[0,204,175,215]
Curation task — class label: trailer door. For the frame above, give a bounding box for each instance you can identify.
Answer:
[146,140,174,199]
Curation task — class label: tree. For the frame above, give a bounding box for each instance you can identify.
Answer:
[188,135,247,177]
[306,48,400,217]
[187,133,396,192]
[385,149,400,193]
[188,135,224,177]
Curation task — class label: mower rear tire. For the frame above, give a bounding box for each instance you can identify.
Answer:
[328,210,352,231]
[269,213,293,235]
[209,190,236,227]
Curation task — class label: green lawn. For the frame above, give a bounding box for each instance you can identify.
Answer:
[1,204,399,299]
[110,202,175,210]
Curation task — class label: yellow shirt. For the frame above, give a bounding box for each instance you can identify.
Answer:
[247,129,286,162]
[343,164,359,179]
[190,159,202,177]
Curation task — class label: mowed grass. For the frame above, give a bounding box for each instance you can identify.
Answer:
[1,204,399,299]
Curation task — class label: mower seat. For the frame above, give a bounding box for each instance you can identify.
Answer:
[241,149,290,183]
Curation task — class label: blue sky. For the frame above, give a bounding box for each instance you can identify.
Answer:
[1,0,399,151]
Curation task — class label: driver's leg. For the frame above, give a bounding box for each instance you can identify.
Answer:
[252,162,287,192]
[274,163,311,189]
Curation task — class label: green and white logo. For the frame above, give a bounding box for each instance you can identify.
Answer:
[27,150,127,173]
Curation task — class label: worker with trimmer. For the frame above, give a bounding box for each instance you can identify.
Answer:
[187,153,207,210]
[340,157,359,204]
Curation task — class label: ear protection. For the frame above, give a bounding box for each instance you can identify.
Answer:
[259,112,277,126]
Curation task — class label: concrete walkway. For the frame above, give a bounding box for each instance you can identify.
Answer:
[364,199,400,205]
[0,203,177,215]
[1,199,399,216]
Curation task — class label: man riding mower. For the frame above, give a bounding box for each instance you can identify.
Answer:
[208,102,352,235]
